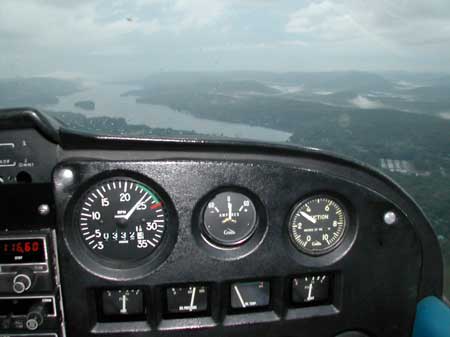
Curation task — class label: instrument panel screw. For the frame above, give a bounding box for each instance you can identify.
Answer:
[55,167,75,188]
[383,211,397,225]
[38,204,50,216]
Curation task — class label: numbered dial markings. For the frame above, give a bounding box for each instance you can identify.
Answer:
[288,196,347,255]
[292,274,331,305]
[76,178,166,261]
[203,191,257,246]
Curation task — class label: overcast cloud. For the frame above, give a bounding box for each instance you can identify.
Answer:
[1,0,449,79]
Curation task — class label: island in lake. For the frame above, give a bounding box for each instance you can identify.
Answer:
[74,100,95,111]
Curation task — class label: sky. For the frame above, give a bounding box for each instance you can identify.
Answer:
[1,0,450,80]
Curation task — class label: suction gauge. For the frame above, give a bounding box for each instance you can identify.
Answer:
[288,196,348,255]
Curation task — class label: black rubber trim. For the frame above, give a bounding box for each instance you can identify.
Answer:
[0,107,61,143]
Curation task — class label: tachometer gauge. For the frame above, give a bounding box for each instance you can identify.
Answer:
[288,196,348,255]
[75,178,166,261]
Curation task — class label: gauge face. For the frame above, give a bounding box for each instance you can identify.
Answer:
[166,285,208,314]
[75,178,166,261]
[230,281,270,310]
[202,191,257,246]
[292,274,331,305]
[288,196,347,255]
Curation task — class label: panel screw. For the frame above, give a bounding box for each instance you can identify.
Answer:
[55,168,74,188]
[38,204,50,216]
[383,211,397,225]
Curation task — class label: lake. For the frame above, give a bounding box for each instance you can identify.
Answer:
[40,84,292,142]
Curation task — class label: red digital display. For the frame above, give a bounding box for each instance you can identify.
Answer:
[0,238,46,264]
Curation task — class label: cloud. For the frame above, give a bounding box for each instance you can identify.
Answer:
[350,95,385,109]
[121,0,227,31]
[202,40,307,52]
[286,0,450,45]
[37,71,88,80]
[0,1,161,50]
[171,0,226,30]
[0,0,225,51]
[280,40,308,47]
[286,1,363,41]
[89,47,142,57]
[0,0,449,77]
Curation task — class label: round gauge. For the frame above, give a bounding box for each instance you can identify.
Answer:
[288,196,348,255]
[75,178,167,261]
[202,191,257,246]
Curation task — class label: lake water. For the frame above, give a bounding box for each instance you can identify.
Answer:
[40,84,291,142]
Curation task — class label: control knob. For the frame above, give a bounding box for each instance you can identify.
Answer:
[12,270,33,294]
[25,303,47,331]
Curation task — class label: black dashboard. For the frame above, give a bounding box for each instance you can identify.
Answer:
[0,108,443,337]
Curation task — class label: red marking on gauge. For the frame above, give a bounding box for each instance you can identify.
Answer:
[151,203,162,210]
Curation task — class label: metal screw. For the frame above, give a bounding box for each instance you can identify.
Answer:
[383,211,397,225]
[61,168,74,181]
[55,167,74,188]
[38,204,50,216]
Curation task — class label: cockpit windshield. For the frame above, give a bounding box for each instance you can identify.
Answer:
[0,0,449,297]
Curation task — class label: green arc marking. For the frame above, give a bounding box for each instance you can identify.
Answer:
[138,183,160,203]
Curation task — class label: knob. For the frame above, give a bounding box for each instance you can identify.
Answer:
[26,303,47,331]
[12,272,33,294]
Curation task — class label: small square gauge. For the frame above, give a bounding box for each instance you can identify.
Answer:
[292,274,331,305]
[101,288,145,319]
[230,281,270,310]
[166,285,208,315]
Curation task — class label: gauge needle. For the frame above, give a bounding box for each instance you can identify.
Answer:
[189,287,196,311]
[222,202,235,223]
[119,294,128,314]
[234,285,246,308]
[115,194,148,220]
[300,211,317,224]
[306,283,314,301]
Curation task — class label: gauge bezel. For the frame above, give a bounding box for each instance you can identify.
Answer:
[64,170,178,280]
[201,190,258,247]
[73,177,168,262]
[192,186,268,260]
[287,194,350,257]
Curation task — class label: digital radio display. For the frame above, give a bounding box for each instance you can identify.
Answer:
[0,238,46,264]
